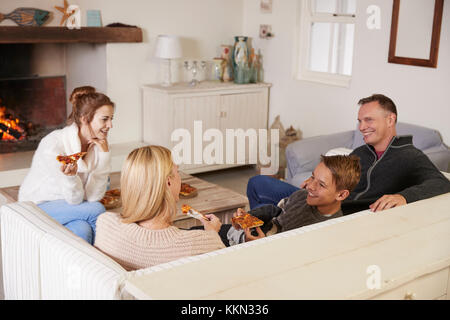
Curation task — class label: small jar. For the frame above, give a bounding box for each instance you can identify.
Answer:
[211,58,224,81]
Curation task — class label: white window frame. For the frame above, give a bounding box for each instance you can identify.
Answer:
[294,0,356,87]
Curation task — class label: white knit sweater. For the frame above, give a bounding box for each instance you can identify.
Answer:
[18,123,111,205]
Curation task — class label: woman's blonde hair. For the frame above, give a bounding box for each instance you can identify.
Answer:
[120,145,177,224]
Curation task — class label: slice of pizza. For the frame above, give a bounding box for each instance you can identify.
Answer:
[179,183,198,198]
[181,204,208,221]
[181,204,192,214]
[56,151,87,165]
[100,189,122,210]
[232,213,264,229]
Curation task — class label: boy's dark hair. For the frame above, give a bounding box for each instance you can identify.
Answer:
[358,94,398,123]
[320,155,361,192]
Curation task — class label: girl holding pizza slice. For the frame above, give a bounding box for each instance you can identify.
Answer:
[19,86,114,244]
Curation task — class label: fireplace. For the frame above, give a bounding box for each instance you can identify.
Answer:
[0,76,67,154]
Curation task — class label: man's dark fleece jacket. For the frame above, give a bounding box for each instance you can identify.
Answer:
[342,135,450,214]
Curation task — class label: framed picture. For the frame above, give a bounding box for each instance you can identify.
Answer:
[260,0,273,13]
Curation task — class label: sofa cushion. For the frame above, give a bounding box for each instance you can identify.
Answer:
[352,122,444,151]
[1,202,127,299]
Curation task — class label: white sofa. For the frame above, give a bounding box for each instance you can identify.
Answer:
[1,201,130,299]
[1,183,450,299]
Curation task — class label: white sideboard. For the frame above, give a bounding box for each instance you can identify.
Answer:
[141,81,271,174]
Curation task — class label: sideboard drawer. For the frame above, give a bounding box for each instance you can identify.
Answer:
[372,268,449,300]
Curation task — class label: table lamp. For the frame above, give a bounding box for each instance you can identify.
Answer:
[154,35,182,86]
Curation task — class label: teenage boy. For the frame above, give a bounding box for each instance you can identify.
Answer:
[223,154,361,246]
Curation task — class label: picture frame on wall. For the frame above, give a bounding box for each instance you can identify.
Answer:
[260,0,272,13]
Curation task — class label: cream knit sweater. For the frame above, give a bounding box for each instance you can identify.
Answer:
[94,212,226,271]
[18,123,111,204]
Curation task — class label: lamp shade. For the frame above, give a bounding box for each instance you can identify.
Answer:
[154,35,182,59]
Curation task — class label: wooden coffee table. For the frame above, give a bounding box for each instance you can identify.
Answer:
[0,171,249,229]
[109,171,249,228]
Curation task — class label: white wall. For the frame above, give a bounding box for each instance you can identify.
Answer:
[1,0,244,144]
[3,0,448,145]
[243,0,450,145]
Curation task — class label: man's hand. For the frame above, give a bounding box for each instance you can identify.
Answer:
[369,194,407,212]
[244,227,265,242]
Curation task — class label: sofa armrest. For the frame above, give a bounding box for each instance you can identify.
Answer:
[285,130,355,184]
[1,201,127,300]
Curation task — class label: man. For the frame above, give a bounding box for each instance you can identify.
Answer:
[247,94,450,214]
[224,155,361,245]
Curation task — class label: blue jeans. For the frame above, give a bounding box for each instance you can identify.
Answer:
[246,175,299,209]
[38,200,106,245]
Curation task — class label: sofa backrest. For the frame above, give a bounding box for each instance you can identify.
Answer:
[352,122,444,150]
[1,202,127,299]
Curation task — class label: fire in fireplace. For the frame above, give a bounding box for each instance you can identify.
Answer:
[0,76,67,154]
[0,103,26,141]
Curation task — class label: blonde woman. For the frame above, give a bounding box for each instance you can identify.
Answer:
[94,145,225,270]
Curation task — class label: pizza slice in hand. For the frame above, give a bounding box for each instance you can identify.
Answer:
[56,151,87,165]
[181,204,209,221]
[232,212,264,229]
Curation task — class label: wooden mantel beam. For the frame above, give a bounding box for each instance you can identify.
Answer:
[0,26,143,44]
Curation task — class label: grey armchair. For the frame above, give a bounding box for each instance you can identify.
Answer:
[285,122,450,187]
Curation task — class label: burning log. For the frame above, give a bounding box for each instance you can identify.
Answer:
[0,123,23,139]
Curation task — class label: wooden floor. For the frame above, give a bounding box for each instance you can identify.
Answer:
[193,165,259,196]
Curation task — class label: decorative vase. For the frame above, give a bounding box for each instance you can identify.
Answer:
[232,36,250,84]
[221,45,233,82]
[232,36,249,70]
[248,48,258,83]
[221,45,232,61]
[222,61,233,82]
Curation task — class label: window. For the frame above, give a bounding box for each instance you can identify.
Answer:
[295,0,356,87]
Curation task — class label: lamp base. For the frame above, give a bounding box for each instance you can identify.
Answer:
[160,58,173,87]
